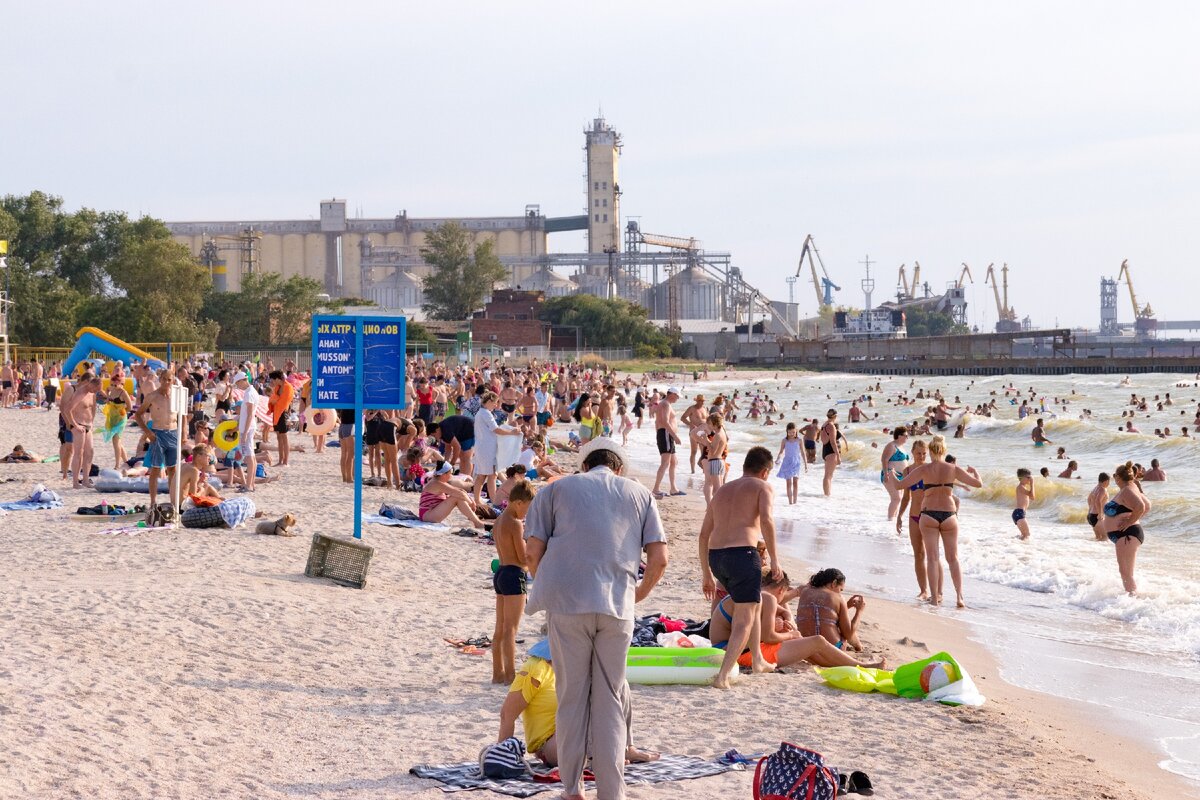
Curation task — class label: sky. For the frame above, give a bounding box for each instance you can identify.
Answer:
[5,1,1199,331]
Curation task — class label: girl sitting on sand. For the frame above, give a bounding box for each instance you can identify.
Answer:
[787,568,867,652]
[708,569,884,671]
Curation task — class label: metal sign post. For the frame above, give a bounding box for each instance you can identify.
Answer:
[168,382,190,515]
[310,315,406,539]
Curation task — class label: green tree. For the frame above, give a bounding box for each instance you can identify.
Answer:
[540,294,675,357]
[904,307,968,337]
[1,191,216,347]
[201,273,335,347]
[420,222,507,320]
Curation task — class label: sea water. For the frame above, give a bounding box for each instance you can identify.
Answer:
[620,372,1200,785]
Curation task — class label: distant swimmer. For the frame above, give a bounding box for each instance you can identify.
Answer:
[1058,460,1080,479]
[1013,468,1034,540]
[1124,420,1141,434]
[932,399,959,431]
[1031,418,1052,446]
[1086,472,1111,541]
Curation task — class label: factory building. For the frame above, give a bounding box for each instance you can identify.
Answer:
[166,118,797,336]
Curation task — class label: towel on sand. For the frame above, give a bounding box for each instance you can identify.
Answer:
[0,483,64,511]
[409,753,743,797]
[362,513,451,532]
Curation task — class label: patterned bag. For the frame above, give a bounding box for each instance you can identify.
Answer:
[753,742,839,800]
[478,736,528,779]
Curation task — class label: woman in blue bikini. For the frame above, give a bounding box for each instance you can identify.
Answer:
[898,435,982,608]
[880,426,910,521]
[1103,462,1150,595]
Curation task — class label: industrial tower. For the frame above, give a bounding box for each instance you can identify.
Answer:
[585,117,621,253]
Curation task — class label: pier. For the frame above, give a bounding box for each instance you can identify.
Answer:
[734,329,1200,375]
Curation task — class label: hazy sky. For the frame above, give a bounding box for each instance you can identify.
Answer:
[5,2,1198,330]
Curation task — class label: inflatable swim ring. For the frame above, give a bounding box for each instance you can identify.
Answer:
[307,409,337,436]
[626,647,725,685]
[213,419,240,450]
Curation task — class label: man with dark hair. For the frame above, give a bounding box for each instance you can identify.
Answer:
[429,414,475,475]
[524,436,668,800]
[699,445,782,689]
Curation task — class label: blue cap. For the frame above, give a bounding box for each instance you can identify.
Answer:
[528,639,552,661]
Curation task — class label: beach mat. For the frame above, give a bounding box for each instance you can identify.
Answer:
[409,753,742,797]
[362,513,452,532]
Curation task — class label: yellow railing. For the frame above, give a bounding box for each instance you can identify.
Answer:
[10,342,199,366]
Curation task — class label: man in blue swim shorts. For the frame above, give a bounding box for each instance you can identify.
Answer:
[134,374,180,519]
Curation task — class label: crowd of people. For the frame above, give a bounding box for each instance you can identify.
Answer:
[10,350,1185,799]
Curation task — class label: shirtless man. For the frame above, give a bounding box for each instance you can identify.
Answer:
[61,375,102,488]
[932,399,958,431]
[1031,418,1052,447]
[651,387,682,497]
[800,418,820,465]
[134,373,181,517]
[597,385,616,437]
[1013,468,1034,540]
[1143,459,1167,482]
[679,394,707,473]
[1086,472,1111,541]
[0,361,14,408]
[56,378,78,478]
[699,446,781,689]
[180,445,222,501]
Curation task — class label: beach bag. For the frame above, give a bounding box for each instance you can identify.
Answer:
[753,742,839,800]
[479,736,527,779]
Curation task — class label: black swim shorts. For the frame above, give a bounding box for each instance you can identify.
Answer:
[1086,512,1100,527]
[1011,508,1026,525]
[656,428,676,455]
[493,564,528,596]
[708,546,762,604]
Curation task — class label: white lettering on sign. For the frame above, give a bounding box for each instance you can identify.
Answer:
[317,352,352,362]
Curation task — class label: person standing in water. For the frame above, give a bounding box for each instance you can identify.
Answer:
[1013,468,1034,540]
[1031,418,1052,447]
[896,439,940,600]
[880,426,910,521]
[899,435,983,608]
[1103,462,1149,595]
[1086,472,1111,541]
[775,422,806,505]
[819,409,841,497]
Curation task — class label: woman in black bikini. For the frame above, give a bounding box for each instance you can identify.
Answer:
[1103,462,1150,595]
[896,438,939,600]
[819,409,841,497]
[898,435,982,608]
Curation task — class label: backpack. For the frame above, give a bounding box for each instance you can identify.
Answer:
[753,742,839,800]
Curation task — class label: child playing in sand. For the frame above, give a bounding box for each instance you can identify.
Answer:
[492,479,535,685]
[1013,468,1034,540]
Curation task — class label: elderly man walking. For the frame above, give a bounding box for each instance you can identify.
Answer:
[524,437,669,800]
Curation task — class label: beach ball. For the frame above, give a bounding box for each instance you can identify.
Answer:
[920,660,958,694]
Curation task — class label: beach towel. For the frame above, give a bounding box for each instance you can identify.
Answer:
[0,483,64,511]
[409,753,743,797]
[362,513,452,532]
[180,497,256,529]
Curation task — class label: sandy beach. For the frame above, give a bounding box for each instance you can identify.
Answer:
[0,389,1191,800]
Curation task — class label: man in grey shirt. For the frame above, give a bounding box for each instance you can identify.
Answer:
[525,437,669,800]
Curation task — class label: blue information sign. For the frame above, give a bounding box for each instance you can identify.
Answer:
[310,315,408,539]
[311,315,406,410]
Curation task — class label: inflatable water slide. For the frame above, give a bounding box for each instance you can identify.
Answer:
[62,328,167,376]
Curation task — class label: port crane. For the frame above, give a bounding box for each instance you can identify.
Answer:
[896,263,910,301]
[1117,259,1156,333]
[955,263,973,288]
[984,263,1021,332]
[795,234,840,309]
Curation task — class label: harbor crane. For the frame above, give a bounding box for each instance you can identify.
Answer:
[984,263,1021,332]
[1117,259,1157,334]
[895,263,911,302]
[795,234,840,309]
[955,263,973,288]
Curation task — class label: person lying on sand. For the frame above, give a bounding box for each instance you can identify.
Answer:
[497,640,660,768]
[1,444,43,463]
